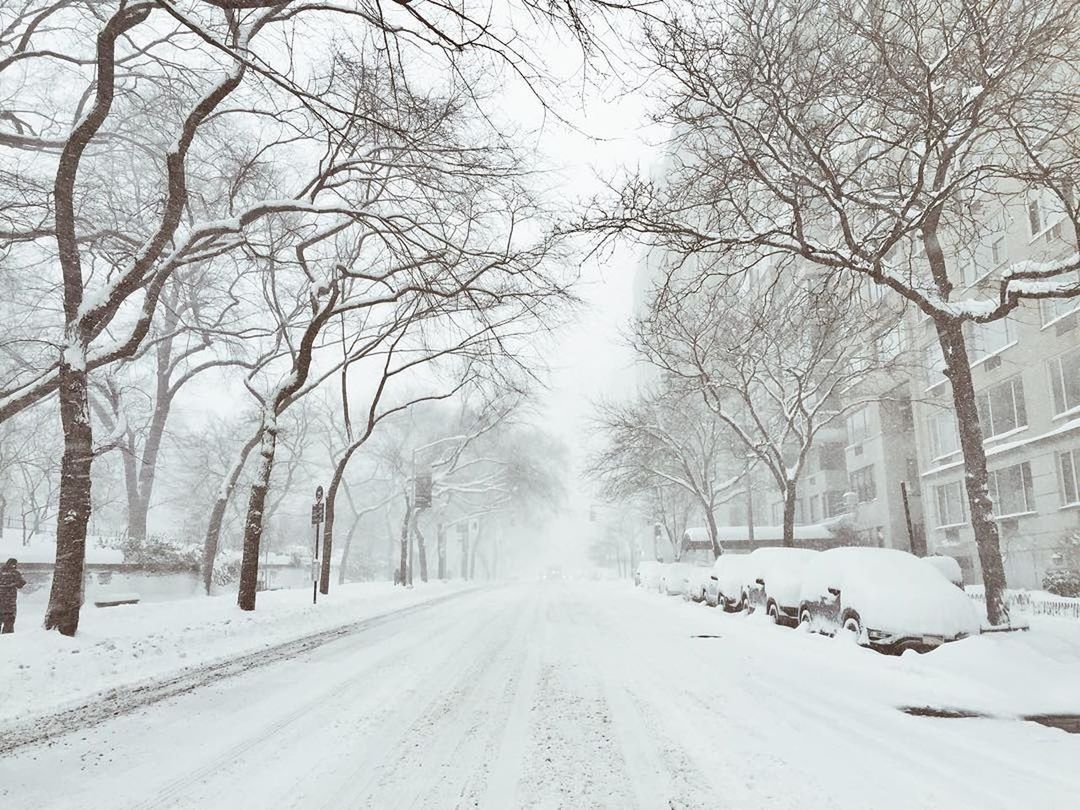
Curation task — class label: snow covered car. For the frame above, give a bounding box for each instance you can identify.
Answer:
[922,555,964,589]
[704,554,749,610]
[797,547,981,653]
[635,560,663,591]
[743,547,820,626]
[686,565,713,602]
[660,561,694,596]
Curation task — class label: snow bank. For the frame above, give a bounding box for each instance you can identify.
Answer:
[800,547,981,637]
[0,537,123,566]
[622,580,1080,718]
[0,581,471,726]
[896,617,1080,715]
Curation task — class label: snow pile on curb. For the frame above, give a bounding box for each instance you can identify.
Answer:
[0,581,471,726]
[630,582,1080,718]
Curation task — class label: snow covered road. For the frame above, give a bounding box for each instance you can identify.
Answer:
[2,582,1078,809]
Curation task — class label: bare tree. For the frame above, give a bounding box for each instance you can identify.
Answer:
[587,0,1080,624]
[1,0,596,634]
[588,386,738,557]
[635,266,905,547]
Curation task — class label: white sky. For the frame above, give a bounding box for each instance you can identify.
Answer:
[480,26,668,565]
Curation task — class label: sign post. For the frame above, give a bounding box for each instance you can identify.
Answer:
[311,485,325,604]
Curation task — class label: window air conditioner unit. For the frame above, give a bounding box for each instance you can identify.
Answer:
[854,445,864,456]
[983,355,1002,372]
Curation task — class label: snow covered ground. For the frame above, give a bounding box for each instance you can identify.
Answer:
[2,581,1078,809]
[0,580,472,726]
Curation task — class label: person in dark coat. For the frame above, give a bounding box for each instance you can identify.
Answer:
[0,558,27,634]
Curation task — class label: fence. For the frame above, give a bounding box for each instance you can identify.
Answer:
[968,588,1080,620]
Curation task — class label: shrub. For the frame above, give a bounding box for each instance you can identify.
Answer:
[1043,568,1080,598]
[120,534,201,572]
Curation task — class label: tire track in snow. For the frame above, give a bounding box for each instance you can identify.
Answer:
[510,590,638,810]
[128,589,504,810]
[309,591,526,808]
[0,586,482,756]
[479,595,544,808]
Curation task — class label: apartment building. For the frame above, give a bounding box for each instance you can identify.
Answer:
[909,191,1080,589]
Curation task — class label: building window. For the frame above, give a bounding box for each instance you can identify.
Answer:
[990,235,1006,266]
[927,409,960,458]
[935,480,967,527]
[988,462,1035,517]
[850,465,876,503]
[809,494,820,522]
[976,377,1027,438]
[969,317,1014,362]
[824,491,846,518]
[925,340,946,384]
[1040,297,1079,326]
[1061,449,1080,506]
[1028,197,1042,236]
[1049,348,1080,416]
[847,407,871,445]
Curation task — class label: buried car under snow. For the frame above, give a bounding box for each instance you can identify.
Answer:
[797,547,981,653]
[660,561,695,596]
[743,547,820,626]
[635,560,663,591]
[704,553,750,610]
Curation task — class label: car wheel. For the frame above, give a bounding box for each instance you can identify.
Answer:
[767,602,780,624]
[799,608,813,630]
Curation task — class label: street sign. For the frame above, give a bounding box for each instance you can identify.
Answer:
[310,487,325,605]
[414,472,432,508]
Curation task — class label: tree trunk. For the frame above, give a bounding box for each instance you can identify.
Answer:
[704,502,721,558]
[397,501,412,586]
[237,423,278,611]
[46,361,94,636]
[319,455,351,595]
[468,530,480,579]
[937,318,1010,625]
[437,523,447,579]
[126,398,168,540]
[202,429,261,594]
[782,482,797,549]
[128,498,149,542]
[416,521,429,583]
[461,535,469,579]
[338,520,359,586]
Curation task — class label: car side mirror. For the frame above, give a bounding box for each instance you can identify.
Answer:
[827,587,840,598]
[755,578,765,586]
[709,575,718,581]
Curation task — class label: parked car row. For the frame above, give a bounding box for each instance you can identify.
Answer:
[636,546,981,654]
